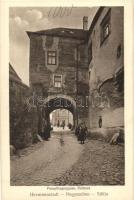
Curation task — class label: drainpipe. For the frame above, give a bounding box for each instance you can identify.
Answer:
[75,41,87,126]
[76,46,79,126]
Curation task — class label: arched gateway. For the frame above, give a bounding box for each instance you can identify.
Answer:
[38,94,77,130]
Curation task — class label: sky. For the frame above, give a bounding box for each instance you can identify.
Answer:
[9,7,98,85]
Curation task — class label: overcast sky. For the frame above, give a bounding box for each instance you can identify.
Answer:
[9,7,98,85]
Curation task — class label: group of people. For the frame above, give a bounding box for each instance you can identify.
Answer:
[39,114,122,146]
[57,120,65,129]
[75,122,88,144]
[75,116,102,144]
[40,115,102,142]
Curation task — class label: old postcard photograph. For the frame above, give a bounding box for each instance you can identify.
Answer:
[0,0,134,200]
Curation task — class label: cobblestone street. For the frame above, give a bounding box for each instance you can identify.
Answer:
[10,131,124,186]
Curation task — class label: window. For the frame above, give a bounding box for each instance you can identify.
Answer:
[100,9,111,45]
[54,75,62,88]
[47,51,57,65]
[88,42,92,64]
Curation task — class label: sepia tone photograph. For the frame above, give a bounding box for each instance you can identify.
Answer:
[9,6,124,186]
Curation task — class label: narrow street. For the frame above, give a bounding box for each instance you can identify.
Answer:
[10,131,124,186]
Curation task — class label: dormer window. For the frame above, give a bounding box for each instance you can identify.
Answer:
[47,51,57,65]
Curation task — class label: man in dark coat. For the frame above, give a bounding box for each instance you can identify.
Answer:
[43,119,51,140]
[79,123,87,144]
[62,120,65,129]
[75,124,80,140]
[99,116,102,128]
[57,120,60,127]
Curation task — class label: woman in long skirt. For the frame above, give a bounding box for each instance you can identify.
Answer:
[79,123,87,144]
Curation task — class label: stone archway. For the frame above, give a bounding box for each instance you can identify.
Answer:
[38,94,77,138]
[44,94,76,109]
[44,95,77,126]
[50,108,74,130]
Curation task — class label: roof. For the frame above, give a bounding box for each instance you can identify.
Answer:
[26,7,110,43]
[88,7,105,40]
[9,63,22,83]
[9,63,29,88]
[26,7,104,41]
[27,27,88,40]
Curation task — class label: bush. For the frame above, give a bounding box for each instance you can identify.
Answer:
[10,90,38,149]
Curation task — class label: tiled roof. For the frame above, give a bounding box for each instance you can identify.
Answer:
[27,27,88,40]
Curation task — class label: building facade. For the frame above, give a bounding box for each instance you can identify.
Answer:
[87,7,124,128]
[27,23,89,127]
[9,63,29,101]
[27,6,124,130]
[9,64,38,149]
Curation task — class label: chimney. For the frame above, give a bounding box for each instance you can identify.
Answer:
[83,16,88,30]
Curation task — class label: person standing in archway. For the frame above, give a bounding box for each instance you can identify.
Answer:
[57,120,60,127]
[99,116,102,128]
[62,120,65,130]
